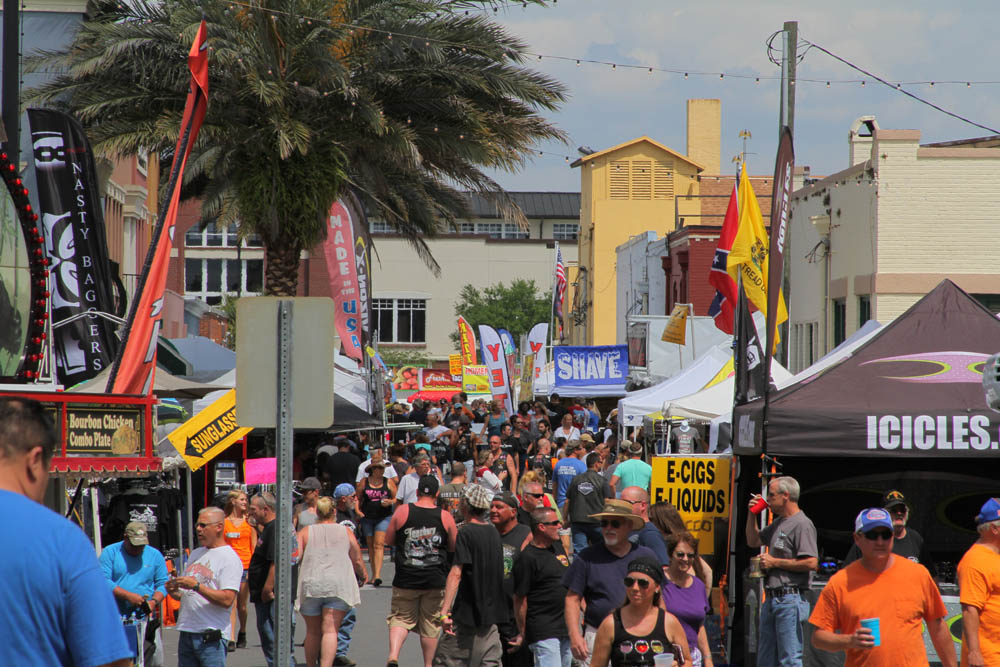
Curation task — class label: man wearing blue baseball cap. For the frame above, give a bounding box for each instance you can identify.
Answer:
[809,508,955,667]
[958,498,1000,667]
[332,483,360,666]
[843,490,930,567]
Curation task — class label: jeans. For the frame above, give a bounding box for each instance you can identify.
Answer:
[177,631,226,667]
[529,637,572,667]
[570,522,602,556]
[757,592,810,667]
[338,607,356,657]
[255,600,296,667]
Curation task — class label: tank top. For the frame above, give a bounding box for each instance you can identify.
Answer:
[610,608,674,666]
[360,480,392,522]
[224,517,254,568]
[392,504,449,590]
[297,523,360,606]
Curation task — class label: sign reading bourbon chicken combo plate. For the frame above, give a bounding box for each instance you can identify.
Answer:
[65,406,143,456]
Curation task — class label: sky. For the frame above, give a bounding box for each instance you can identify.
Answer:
[482,1,1000,191]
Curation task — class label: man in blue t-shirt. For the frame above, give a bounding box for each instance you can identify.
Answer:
[100,521,170,666]
[553,441,587,506]
[0,397,131,667]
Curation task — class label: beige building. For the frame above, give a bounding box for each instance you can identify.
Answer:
[787,116,1000,372]
[568,99,725,346]
[370,193,579,361]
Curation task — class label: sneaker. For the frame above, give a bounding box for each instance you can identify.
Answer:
[236,632,247,649]
[227,640,236,652]
[386,661,399,667]
[333,658,356,667]
[373,578,382,587]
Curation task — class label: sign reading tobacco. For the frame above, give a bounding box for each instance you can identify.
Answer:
[169,389,252,471]
[65,406,143,456]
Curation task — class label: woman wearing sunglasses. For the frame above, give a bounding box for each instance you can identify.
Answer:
[590,556,689,666]
[662,533,713,667]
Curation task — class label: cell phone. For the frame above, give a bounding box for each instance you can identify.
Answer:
[671,643,685,666]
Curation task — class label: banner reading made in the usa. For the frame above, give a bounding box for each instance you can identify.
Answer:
[553,345,628,387]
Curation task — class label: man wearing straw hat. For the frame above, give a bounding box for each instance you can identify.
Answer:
[562,499,657,666]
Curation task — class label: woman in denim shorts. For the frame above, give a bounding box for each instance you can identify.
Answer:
[357,461,397,586]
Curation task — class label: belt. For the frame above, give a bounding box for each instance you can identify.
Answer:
[766,586,805,596]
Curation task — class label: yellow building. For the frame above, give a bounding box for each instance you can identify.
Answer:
[568,99,722,345]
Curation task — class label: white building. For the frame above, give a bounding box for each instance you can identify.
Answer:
[787,116,1000,372]
[370,192,580,361]
[615,232,668,344]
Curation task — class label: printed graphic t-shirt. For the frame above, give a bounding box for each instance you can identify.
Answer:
[176,545,243,635]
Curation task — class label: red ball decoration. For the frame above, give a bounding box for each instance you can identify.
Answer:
[42,291,50,298]
[43,270,49,277]
[33,248,42,257]
[7,164,14,171]
[31,214,38,221]
[24,371,34,379]
[14,178,21,185]
[24,204,31,212]
[40,259,49,266]
[32,337,40,345]
[30,226,37,234]
[40,333,46,340]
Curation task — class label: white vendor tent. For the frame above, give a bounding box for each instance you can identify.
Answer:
[617,344,732,426]
[663,361,793,422]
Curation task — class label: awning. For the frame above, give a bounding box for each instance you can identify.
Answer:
[51,456,162,477]
[409,389,465,402]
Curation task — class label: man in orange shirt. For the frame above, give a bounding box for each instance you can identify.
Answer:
[958,498,1000,667]
[809,508,956,667]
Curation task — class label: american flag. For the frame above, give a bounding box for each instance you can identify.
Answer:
[553,244,567,337]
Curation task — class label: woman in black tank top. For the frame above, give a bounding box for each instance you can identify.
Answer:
[590,556,690,667]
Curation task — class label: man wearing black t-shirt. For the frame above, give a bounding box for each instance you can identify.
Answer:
[491,491,532,667]
[436,484,507,666]
[511,507,572,665]
[248,493,294,667]
[325,439,362,489]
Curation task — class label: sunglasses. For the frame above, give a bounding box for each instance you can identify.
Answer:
[673,552,695,560]
[525,492,545,499]
[539,519,561,527]
[623,577,652,590]
[601,519,625,529]
[863,529,893,541]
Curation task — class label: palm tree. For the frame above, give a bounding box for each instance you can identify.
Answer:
[26,0,567,295]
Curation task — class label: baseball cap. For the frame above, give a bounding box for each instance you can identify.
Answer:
[854,507,893,533]
[976,498,1000,525]
[334,483,356,498]
[418,474,439,497]
[493,490,519,510]
[125,521,149,546]
[882,490,909,510]
[301,477,322,491]
[465,483,493,510]
[579,433,595,443]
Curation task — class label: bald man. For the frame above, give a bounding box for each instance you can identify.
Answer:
[167,506,243,667]
[621,486,670,566]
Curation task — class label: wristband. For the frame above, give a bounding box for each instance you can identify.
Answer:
[438,612,451,621]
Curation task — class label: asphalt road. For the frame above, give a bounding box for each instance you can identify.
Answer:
[160,558,423,667]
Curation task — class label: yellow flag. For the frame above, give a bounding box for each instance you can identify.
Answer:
[726,163,787,343]
[660,304,690,344]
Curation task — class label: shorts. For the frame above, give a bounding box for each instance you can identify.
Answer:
[361,515,391,537]
[241,569,248,583]
[387,586,445,638]
[299,596,352,616]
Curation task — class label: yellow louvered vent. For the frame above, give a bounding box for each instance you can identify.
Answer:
[610,160,630,199]
[654,160,674,199]
[631,160,651,199]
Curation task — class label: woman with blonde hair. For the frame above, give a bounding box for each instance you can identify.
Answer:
[662,532,714,667]
[297,496,367,667]
[223,488,256,650]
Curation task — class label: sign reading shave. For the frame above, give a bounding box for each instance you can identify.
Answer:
[553,345,627,387]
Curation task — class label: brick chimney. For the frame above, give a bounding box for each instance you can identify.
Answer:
[686,99,721,175]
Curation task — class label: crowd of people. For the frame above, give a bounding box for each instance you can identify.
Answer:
[7,392,1000,667]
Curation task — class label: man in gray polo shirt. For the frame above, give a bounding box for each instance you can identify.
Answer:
[746,476,818,667]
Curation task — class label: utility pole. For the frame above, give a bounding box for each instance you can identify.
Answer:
[777,20,797,365]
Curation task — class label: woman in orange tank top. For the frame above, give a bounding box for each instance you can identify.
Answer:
[224,489,256,650]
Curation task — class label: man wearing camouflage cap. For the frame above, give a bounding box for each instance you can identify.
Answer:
[99,521,170,666]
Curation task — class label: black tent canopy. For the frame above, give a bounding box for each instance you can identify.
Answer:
[734,280,1000,458]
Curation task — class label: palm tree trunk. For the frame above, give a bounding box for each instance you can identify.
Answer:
[264,241,302,296]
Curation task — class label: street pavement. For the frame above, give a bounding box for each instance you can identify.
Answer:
[160,559,424,667]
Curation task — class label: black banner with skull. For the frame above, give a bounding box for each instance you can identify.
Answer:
[28,109,119,386]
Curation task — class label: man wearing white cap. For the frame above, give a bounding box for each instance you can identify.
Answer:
[100,521,170,666]
[809,508,955,667]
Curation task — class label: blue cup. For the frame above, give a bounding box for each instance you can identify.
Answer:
[860,617,881,647]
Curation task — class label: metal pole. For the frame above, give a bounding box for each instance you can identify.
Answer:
[274,300,295,666]
[784,20,798,139]
[186,469,194,555]
[2,0,19,168]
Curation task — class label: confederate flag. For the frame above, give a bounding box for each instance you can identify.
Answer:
[707,182,739,335]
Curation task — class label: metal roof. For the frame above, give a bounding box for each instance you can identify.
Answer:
[463,192,580,219]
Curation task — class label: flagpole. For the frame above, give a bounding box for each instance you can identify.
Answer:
[548,241,558,362]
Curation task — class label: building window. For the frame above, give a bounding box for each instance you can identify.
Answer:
[373,298,426,343]
[832,299,846,347]
[478,222,503,238]
[858,295,871,327]
[184,258,264,305]
[972,294,1000,314]
[136,148,148,176]
[370,219,393,234]
[185,222,262,248]
[503,223,529,239]
[458,222,476,234]
[553,223,579,241]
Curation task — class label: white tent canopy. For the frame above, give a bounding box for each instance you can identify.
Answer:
[617,344,732,426]
[663,361,793,422]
